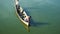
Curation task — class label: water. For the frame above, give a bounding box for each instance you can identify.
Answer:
[0,0,60,34]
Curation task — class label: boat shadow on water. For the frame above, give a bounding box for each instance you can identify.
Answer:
[23,7,48,27]
[30,18,48,27]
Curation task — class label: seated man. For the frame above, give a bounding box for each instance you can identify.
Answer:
[23,16,30,22]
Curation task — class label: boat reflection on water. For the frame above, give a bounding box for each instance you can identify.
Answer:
[24,24,30,32]
[21,21,30,32]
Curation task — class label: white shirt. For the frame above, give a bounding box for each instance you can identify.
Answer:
[15,0,19,5]
[24,16,29,22]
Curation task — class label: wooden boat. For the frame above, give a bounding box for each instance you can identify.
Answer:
[15,0,30,27]
[16,7,30,27]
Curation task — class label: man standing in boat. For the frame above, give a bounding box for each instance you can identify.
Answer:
[15,0,20,13]
[15,0,23,16]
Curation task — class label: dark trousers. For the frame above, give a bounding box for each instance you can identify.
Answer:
[16,5,20,14]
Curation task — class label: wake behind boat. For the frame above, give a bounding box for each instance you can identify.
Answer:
[15,0,30,27]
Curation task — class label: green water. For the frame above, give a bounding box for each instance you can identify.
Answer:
[0,0,60,34]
